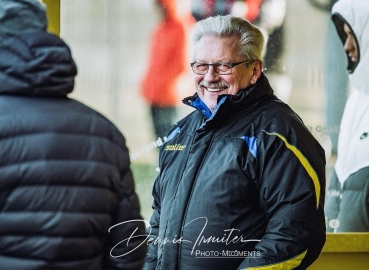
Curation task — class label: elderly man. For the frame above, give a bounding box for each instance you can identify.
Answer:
[144,15,326,270]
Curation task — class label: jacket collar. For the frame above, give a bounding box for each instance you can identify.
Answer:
[183,73,274,129]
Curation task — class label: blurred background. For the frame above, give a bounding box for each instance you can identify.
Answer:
[59,0,347,220]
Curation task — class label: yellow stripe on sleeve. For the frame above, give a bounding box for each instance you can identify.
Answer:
[265,132,321,209]
[242,251,307,270]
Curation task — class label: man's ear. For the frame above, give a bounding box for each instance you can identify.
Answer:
[250,61,263,85]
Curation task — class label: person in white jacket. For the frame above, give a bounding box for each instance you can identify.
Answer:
[325,0,369,232]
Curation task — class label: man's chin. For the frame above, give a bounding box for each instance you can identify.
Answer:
[203,98,218,111]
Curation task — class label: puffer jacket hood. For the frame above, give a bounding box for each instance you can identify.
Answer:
[0,31,77,96]
[332,0,369,93]
[0,0,47,43]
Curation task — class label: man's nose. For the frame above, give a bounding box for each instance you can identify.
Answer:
[204,65,220,81]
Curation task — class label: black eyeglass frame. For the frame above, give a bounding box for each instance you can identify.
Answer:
[190,60,254,75]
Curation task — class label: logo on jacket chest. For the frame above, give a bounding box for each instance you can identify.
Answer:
[165,144,186,151]
[360,132,368,140]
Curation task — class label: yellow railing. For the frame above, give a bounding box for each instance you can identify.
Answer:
[310,233,369,270]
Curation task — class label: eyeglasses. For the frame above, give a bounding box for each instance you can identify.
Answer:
[190,60,253,75]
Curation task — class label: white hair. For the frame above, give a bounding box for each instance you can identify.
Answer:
[191,15,265,61]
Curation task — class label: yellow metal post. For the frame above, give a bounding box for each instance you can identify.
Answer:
[41,0,60,36]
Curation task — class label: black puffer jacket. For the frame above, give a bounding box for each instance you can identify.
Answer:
[144,74,326,270]
[0,32,146,270]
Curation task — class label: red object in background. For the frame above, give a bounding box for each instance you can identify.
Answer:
[140,0,187,106]
[245,0,263,22]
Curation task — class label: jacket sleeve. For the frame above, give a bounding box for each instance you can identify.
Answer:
[238,131,326,270]
[142,176,161,270]
[324,170,341,232]
[104,168,147,270]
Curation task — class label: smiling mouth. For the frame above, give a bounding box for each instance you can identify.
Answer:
[205,87,227,93]
[200,81,229,93]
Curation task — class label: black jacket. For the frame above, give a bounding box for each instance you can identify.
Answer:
[0,32,146,269]
[144,74,326,270]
